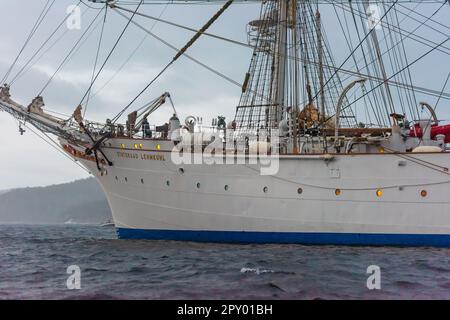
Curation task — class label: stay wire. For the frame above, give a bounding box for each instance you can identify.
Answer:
[77,0,145,107]
[84,3,169,104]
[83,4,108,118]
[38,8,105,96]
[111,0,235,123]
[14,119,91,174]
[9,1,83,86]
[311,0,399,111]
[1,0,55,84]
[330,36,450,122]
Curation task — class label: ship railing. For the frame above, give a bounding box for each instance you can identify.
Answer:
[84,122,170,140]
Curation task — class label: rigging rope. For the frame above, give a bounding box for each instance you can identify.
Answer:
[397,3,449,32]
[110,0,236,123]
[77,0,145,107]
[109,6,276,108]
[10,6,91,85]
[311,0,399,124]
[1,0,56,84]
[333,3,383,126]
[9,1,83,86]
[12,118,91,174]
[331,36,450,122]
[83,3,170,105]
[83,4,108,118]
[332,1,450,56]
[392,5,419,121]
[415,72,450,146]
[113,4,253,49]
[88,0,450,112]
[38,7,105,96]
[434,72,450,111]
[109,0,446,5]
[326,0,449,124]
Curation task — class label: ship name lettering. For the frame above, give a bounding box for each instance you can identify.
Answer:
[141,153,165,161]
[117,151,139,159]
[116,151,165,161]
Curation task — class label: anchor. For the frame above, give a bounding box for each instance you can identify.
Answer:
[72,105,113,171]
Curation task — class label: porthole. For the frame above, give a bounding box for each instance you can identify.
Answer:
[196,182,201,189]
[139,144,143,149]
[178,168,185,174]
[125,177,128,182]
[335,189,342,196]
[297,188,303,195]
[141,178,144,184]
[156,144,161,150]
[224,185,229,191]
[167,181,170,187]
[421,190,428,197]
[134,144,138,149]
[115,176,118,181]
[376,189,383,198]
[263,187,268,193]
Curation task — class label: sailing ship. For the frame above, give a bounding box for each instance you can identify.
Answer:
[1,0,450,246]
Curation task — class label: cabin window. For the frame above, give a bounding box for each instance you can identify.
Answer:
[297,188,303,195]
[421,190,428,198]
[263,187,268,193]
[196,182,201,189]
[224,185,229,191]
[335,189,342,196]
[167,181,170,187]
[376,189,383,197]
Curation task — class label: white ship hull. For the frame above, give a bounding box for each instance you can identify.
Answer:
[62,138,450,247]
[1,0,449,249]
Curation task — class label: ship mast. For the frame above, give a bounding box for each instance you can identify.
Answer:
[272,0,288,127]
[316,10,325,127]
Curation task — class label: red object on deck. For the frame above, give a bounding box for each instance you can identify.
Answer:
[409,123,450,143]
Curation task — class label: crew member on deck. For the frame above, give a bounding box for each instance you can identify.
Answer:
[142,117,152,138]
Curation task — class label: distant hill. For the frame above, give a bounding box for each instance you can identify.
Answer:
[0,178,111,225]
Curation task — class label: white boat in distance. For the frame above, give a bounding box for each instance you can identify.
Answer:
[1,0,450,246]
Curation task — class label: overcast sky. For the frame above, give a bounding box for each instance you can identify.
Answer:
[0,0,448,190]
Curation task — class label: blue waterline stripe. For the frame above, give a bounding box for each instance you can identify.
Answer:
[116,228,450,247]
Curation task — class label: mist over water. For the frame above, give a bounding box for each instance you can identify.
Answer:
[0,225,449,300]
